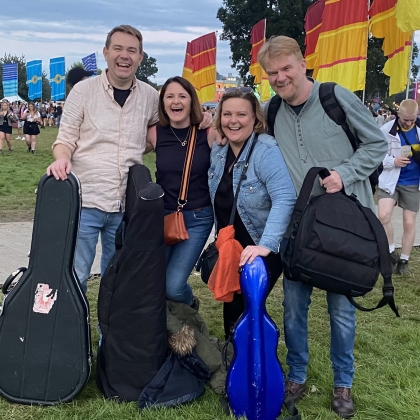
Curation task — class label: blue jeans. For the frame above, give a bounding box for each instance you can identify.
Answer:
[165,206,214,305]
[74,207,123,293]
[56,115,62,127]
[280,239,356,388]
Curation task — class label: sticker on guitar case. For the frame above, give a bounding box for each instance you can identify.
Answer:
[33,284,58,314]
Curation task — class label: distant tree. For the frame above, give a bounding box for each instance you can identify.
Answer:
[0,54,29,101]
[216,71,225,80]
[42,71,51,101]
[135,52,158,89]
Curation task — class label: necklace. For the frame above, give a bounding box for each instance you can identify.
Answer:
[170,125,191,147]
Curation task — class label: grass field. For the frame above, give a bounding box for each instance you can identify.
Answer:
[0,128,419,419]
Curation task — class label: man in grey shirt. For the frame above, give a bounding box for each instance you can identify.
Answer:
[258,36,387,419]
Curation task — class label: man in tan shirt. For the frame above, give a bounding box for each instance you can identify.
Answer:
[47,25,156,292]
[47,25,211,293]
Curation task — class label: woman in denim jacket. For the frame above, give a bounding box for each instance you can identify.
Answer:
[209,89,296,338]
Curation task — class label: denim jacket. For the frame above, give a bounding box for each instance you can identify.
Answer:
[209,132,296,253]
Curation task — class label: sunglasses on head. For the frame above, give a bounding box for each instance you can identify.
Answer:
[224,87,253,94]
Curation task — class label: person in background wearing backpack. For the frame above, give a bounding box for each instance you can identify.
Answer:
[377,99,420,275]
[258,36,387,419]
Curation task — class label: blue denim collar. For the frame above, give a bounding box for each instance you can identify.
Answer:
[216,132,257,162]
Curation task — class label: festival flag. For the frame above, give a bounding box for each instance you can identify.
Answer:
[314,0,369,92]
[26,60,42,100]
[82,53,98,75]
[304,0,326,70]
[49,57,66,101]
[249,19,271,102]
[2,63,18,97]
[250,19,266,85]
[395,0,420,33]
[182,42,194,86]
[370,0,412,96]
[190,32,216,103]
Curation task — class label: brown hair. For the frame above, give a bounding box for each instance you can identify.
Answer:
[258,36,304,71]
[158,76,204,126]
[106,25,143,54]
[213,90,267,137]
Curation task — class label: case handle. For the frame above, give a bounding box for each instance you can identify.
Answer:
[2,267,27,295]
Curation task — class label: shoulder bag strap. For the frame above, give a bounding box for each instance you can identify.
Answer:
[177,125,198,209]
[397,123,419,147]
[319,82,359,151]
[267,95,282,136]
[347,200,400,317]
[228,134,258,225]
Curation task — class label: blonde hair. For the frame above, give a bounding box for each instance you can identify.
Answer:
[258,36,304,70]
[106,25,143,53]
[399,99,418,115]
[213,90,267,137]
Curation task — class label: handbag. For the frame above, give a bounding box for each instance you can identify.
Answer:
[398,124,420,165]
[164,125,198,246]
[196,135,258,284]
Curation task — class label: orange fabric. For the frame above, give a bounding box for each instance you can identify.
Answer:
[191,32,216,103]
[304,0,326,69]
[182,42,194,86]
[314,0,368,92]
[250,19,266,85]
[370,0,413,95]
[208,225,243,303]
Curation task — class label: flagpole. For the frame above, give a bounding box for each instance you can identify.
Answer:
[260,19,267,98]
[362,0,370,104]
[215,31,218,102]
[406,32,415,99]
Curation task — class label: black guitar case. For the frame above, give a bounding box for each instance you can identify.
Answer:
[0,173,92,405]
[96,164,167,402]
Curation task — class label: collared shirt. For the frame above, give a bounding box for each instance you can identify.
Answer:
[53,70,159,212]
[269,80,387,212]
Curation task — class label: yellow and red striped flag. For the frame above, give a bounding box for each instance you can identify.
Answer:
[190,32,216,103]
[304,0,326,70]
[250,19,266,85]
[395,0,420,33]
[370,0,412,95]
[314,0,369,92]
[249,19,271,102]
[182,42,194,86]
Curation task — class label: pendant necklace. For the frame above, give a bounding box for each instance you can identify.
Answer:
[170,125,191,146]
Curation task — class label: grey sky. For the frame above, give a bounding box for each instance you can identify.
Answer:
[1,0,238,84]
[2,2,419,86]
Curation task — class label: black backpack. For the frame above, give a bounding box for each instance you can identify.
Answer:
[282,167,399,317]
[266,82,383,194]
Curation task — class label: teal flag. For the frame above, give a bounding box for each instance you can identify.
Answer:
[49,57,65,100]
[26,60,42,100]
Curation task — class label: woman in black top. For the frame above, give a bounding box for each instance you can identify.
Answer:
[146,76,218,307]
[0,100,15,153]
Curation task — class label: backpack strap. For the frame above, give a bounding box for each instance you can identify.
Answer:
[347,199,400,317]
[318,82,359,151]
[266,95,283,136]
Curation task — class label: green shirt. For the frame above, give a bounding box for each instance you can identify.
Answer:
[268,80,387,212]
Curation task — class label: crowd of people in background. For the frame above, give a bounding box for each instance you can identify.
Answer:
[0,99,65,154]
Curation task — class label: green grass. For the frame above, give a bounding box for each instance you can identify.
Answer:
[0,128,156,221]
[1,131,420,419]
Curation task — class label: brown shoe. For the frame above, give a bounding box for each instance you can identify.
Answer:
[284,380,306,408]
[331,387,355,418]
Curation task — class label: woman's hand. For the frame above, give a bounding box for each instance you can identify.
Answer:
[240,245,271,266]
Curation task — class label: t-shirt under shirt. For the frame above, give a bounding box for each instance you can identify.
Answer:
[398,124,420,186]
[113,87,131,108]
